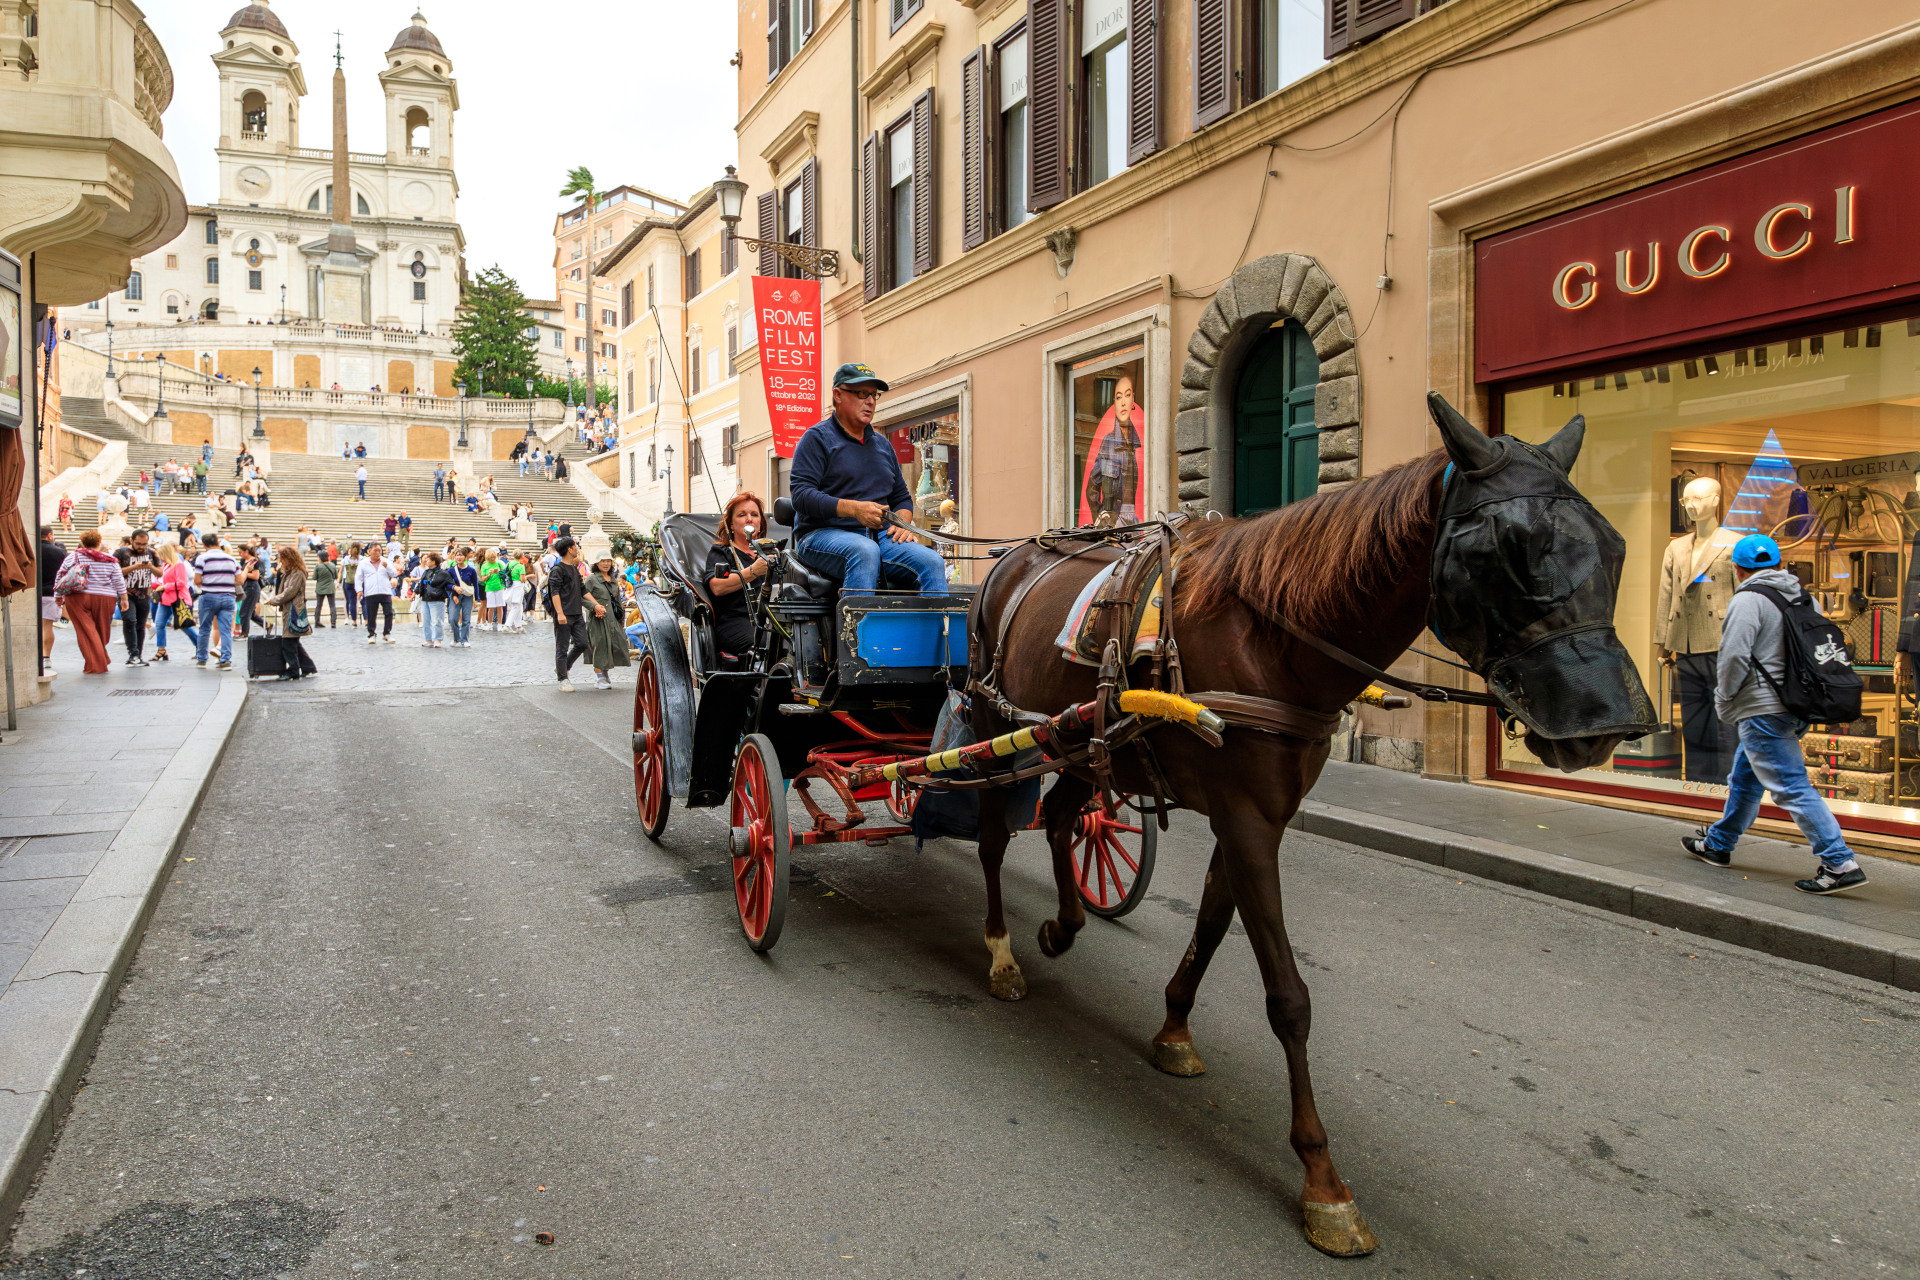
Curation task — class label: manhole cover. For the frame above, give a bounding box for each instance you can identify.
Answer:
[109,687,179,697]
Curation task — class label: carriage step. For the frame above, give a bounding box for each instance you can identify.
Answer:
[777,702,823,715]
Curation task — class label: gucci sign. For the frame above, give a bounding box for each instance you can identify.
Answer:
[1552,187,1857,309]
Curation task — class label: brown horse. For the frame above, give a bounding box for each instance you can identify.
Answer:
[967,395,1652,1256]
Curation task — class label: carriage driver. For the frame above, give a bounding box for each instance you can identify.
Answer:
[789,363,948,596]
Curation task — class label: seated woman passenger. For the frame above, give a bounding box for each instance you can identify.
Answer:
[705,492,771,658]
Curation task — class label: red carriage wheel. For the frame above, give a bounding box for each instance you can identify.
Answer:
[884,773,919,825]
[1070,798,1158,919]
[632,652,672,839]
[730,734,791,952]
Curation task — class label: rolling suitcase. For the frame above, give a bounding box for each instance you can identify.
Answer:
[1612,655,1681,776]
[246,621,284,680]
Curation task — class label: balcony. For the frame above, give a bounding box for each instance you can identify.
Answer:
[240,130,267,143]
[407,145,430,158]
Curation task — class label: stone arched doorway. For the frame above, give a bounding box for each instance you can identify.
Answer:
[1174,253,1360,513]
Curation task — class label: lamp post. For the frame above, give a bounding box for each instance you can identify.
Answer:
[455,379,468,449]
[251,366,265,437]
[662,442,675,515]
[104,318,115,380]
[524,377,537,439]
[565,357,575,418]
[279,282,287,324]
[152,355,168,422]
[712,164,841,277]
[419,299,427,336]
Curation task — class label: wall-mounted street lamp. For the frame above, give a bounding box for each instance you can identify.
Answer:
[712,165,840,278]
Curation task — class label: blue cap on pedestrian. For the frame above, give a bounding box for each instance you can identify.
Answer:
[832,362,889,392]
[1731,533,1781,570]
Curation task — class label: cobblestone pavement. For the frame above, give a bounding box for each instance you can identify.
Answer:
[265,615,635,693]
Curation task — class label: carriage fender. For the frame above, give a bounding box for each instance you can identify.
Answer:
[637,590,696,803]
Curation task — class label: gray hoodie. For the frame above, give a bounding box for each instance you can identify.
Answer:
[1714,567,1807,724]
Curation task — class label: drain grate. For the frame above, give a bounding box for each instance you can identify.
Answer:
[109,687,180,697]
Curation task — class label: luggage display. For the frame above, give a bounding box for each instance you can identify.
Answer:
[1809,767,1895,806]
[1612,656,1680,776]
[1801,732,1893,773]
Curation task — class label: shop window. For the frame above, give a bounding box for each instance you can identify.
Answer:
[1498,317,1920,826]
[1071,344,1147,525]
[886,407,962,547]
[1234,319,1320,514]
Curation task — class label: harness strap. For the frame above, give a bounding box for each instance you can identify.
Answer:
[1270,615,1504,709]
[1188,691,1344,741]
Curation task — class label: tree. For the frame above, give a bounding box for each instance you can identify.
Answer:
[451,265,540,397]
[558,165,604,408]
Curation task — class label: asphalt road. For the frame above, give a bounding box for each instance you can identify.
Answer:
[7,671,1918,1278]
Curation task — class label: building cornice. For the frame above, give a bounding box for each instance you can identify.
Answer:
[861,0,1569,328]
[860,22,944,99]
[761,110,821,179]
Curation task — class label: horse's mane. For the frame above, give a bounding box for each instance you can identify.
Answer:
[1176,451,1447,636]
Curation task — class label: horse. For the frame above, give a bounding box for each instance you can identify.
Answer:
[966,393,1654,1257]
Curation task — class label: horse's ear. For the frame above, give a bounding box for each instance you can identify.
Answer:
[1427,392,1499,472]
[1539,413,1585,473]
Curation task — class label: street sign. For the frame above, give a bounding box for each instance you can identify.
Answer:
[752,276,821,458]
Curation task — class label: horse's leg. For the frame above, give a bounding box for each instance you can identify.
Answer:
[975,786,1026,1001]
[1149,843,1235,1077]
[1217,803,1377,1258]
[1036,773,1095,958]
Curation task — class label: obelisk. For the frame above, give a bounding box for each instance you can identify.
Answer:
[319,36,369,324]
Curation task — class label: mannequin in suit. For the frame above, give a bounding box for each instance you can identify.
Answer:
[1657,476,1739,782]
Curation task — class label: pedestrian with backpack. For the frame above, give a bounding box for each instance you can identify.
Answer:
[1682,534,1869,895]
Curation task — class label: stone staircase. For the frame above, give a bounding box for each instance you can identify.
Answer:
[83,399,634,555]
[59,396,148,445]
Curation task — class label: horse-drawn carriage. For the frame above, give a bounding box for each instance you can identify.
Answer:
[629,499,1158,953]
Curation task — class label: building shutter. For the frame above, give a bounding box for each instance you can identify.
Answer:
[1126,0,1161,163]
[767,0,786,78]
[620,281,632,328]
[802,0,816,40]
[1324,0,1351,56]
[721,226,736,276]
[722,424,736,465]
[861,131,882,300]
[800,157,819,252]
[1193,0,1231,127]
[912,89,937,277]
[757,190,778,277]
[1026,0,1071,212]
[1351,0,1418,42]
[960,47,989,251]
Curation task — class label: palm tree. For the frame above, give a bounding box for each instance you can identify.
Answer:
[559,166,603,418]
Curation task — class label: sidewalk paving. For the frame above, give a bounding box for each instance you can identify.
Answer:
[0,645,246,1228]
[1298,760,1920,992]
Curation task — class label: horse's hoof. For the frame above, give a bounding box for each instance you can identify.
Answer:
[1300,1198,1378,1257]
[989,968,1027,1001]
[1150,1039,1207,1077]
[1036,919,1074,958]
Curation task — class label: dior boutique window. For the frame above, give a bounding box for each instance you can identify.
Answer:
[1070,344,1146,527]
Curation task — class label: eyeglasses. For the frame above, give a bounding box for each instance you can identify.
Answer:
[844,388,883,403]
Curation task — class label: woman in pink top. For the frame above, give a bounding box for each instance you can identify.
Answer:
[152,542,198,662]
[55,529,128,673]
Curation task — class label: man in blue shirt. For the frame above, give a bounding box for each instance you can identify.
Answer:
[790,364,946,595]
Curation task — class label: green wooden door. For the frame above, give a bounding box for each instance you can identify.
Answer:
[1234,320,1320,516]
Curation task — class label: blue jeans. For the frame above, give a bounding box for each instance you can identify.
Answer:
[1705,713,1856,869]
[450,594,473,642]
[195,593,235,664]
[195,475,207,494]
[357,479,366,500]
[796,527,947,595]
[625,621,648,650]
[154,600,198,653]
[421,599,447,644]
[433,480,445,501]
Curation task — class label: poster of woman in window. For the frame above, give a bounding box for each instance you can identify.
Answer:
[1074,356,1146,527]
[0,277,20,425]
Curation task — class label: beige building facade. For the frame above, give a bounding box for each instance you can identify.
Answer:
[594,189,744,523]
[553,184,686,404]
[730,0,1920,845]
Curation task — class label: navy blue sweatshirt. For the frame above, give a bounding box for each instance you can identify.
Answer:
[788,415,912,539]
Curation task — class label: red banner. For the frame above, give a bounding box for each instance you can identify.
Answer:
[753,276,822,458]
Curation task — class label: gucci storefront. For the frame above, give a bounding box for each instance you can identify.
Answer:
[1474,98,1920,838]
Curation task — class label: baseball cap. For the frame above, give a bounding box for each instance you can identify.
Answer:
[1731,534,1782,570]
[832,362,889,392]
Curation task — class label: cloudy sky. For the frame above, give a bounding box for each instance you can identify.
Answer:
[148,0,738,297]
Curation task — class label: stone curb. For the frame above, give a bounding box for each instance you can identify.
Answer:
[0,677,249,1230]
[1294,800,1920,993]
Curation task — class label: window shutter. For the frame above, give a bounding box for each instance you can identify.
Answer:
[722,424,736,466]
[1026,0,1071,212]
[912,88,937,277]
[800,157,819,251]
[960,47,988,251]
[802,0,816,40]
[1352,0,1418,43]
[757,190,778,277]
[621,281,633,328]
[861,131,882,300]
[767,0,785,78]
[1193,0,1231,128]
[1127,0,1162,164]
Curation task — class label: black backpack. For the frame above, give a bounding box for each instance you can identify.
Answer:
[1738,583,1862,725]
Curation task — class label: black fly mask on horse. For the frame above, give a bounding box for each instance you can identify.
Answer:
[1426,393,1657,773]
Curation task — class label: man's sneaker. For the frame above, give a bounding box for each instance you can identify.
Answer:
[194,659,207,667]
[383,636,395,644]
[558,679,574,692]
[367,635,377,644]
[1794,864,1869,895]
[1681,830,1731,867]
[595,674,612,690]
[215,660,232,670]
